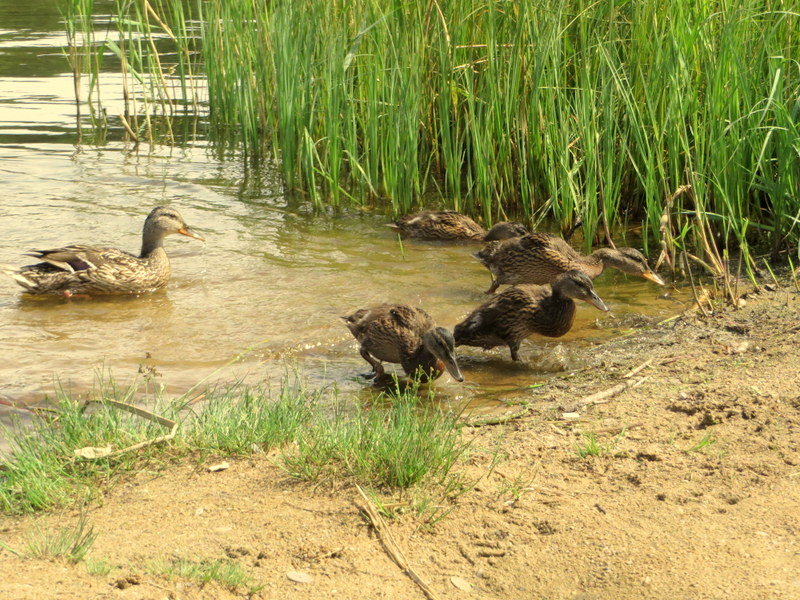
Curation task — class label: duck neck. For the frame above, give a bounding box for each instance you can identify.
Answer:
[577,249,612,278]
[140,230,166,258]
[402,345,443,382]
[536,288,577,338]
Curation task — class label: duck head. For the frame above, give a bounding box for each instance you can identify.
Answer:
[421,327,464,382]
[553,270,609,312]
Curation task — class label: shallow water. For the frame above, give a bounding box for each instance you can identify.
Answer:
[0,2,690,436]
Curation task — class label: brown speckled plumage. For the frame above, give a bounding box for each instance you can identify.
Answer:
[454,271,609,361]
[342,304,463,383]
[1,207,204,297]
[387,211,527,242]
[474,233,664,294]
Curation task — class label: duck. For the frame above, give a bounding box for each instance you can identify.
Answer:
[0,206,204,297]
[454,270,609,362]
[342,304,464,383]
[474,232,665,294]
[387,210,528,241]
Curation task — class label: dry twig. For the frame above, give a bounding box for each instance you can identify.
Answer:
[461,406,531,427]
[579,376,649,408]
[76,399,177,460]
[355,485,442,600]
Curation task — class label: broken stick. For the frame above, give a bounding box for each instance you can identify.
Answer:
[355,485,442,600]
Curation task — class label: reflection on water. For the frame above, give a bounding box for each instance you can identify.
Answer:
[0,1,691,438]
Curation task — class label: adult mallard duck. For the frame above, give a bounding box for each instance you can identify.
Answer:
[1,206,204,297]
[454,270,609,361]
[387,210,528,241]
[474,233,665,294]
[342,304,464,383]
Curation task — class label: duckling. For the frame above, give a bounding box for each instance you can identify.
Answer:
[475,233,665,294]
[387,210,528,241]
[0,207,204,297]
[454,270,609,361]
[342,304,464,383]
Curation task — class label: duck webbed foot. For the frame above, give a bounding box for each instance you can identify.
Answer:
[64,290,92,300]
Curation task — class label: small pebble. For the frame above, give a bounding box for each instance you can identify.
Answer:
[287,570,313,584]
[450,576,473,591]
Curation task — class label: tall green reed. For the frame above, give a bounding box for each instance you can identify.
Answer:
[64,0,800,260]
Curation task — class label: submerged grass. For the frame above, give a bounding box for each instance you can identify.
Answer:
[0,378,467,515]
[63,0,800,261]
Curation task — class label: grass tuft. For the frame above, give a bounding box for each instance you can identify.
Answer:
[184,381,316,455]
[281,390,468,489]
[148,557,260,593]
[22,513,97,563]
[575,432,605,459]
[685,432,718,453]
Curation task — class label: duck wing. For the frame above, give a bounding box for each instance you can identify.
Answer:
[17,245,152,294]
[391,211,484,240]
[342,304,431,364]
[455,286,545,346]
[24,245,129,273]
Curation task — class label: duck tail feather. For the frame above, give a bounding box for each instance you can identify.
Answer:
[0,264,35,290]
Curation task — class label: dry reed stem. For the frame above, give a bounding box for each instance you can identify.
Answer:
[684,252,711,317]
[462,406,531,427]
[655,184,692,271]
[77,399,177,460]
[355,485,442,600]
[623,358,654,379]
[118,114,139,143]
[579,376,649,408]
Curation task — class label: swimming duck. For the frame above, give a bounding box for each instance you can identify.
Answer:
[387,210,528,241]
[1,206,204,297]
[454,270,609,361]
[474,233,665,294]
[342,304,464,383]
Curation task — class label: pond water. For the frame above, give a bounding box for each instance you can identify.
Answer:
[0,0,689,435]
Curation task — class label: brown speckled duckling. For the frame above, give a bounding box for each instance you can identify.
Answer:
[474,233,665,294]
[342,304,464,383]
[1,207,204,297]
[387,210,528,241]
[454,270,609,361]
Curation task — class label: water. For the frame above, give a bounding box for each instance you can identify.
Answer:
[0,1,689,435]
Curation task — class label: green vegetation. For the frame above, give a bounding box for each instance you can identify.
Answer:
[147,557,261,593]
[281,393,468,488]
[184,381,316,455]
[0,378,467,515]
[62,0,800,263]
[85,559,113,576]
[0,513,97,563]
[685,431,718,453]
[575,432,605,458]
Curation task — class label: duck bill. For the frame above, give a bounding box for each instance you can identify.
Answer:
[585,291,609,312]
[441,353,464,382]
[178,227,205,242]
[640,270,665,286]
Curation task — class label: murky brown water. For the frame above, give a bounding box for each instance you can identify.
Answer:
[0,1,690,437]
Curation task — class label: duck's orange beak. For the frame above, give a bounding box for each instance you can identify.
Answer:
[178,227,205,242]
[640,270,665,286]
